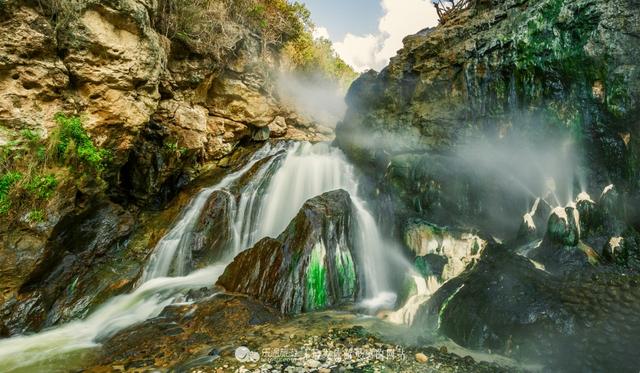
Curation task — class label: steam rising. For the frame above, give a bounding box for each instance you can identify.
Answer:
[276,72,348,129]
[339,125,591,237]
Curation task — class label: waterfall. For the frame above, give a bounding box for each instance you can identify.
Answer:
[248,142,404,302]
[0,144,285,372]
[0,141,406,371]
[140,142,286,281]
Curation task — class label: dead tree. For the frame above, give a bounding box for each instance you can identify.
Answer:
[432,0,475,24]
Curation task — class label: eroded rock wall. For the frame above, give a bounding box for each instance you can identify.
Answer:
[337,0,640,235]
[0,0,329,334]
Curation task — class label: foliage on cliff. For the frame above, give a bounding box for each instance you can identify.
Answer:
[0,114,108,220]
[153,0,356,88]
[154,0,308,56]
[283,34,358,89]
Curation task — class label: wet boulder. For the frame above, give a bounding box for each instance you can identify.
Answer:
[601,231,640,268]
[516,198,552,242]
[190,190,235,267]
[217,190,359,314]
[602,236,624,263]
[596,185,627,235]
[546,206,580,246]
[414,243,640,371]
[403,220,486,281]
[575,192,598,236]
[0,200,136,335]
[527,205,599,275]
[415,243,572,359]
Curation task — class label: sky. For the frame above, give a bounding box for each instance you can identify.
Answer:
[301,0,440,72]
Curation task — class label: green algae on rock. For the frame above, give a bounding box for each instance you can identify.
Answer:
[217,190,360,314]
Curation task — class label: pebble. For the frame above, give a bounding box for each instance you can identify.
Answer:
[306,359,321,368]
[416,353,429,363]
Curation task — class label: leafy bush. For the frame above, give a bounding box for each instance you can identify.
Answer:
[0,113,109,217]
[25,174,58,199]
[154,0,310,58]
[54,113,110,172]
[0,171,22,214]
[284,36,357,90]
[27,209,45,223]
[21,129,40,142]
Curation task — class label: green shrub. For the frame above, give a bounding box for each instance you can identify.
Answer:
[154,0,310,57]
[0,171,22,214]
[27,209,45,223]
[26,174,58,199]
[0,171,22,198]
[54,113,110,172]
[21,129,40,142]
[283,34,358,90]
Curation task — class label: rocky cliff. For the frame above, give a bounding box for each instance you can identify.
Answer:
[0,0,330,335]
[337,0,639,235]
[1,0,331,206]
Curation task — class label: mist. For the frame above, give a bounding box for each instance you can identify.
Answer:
[338,124,590,238]
[275,71,349,129]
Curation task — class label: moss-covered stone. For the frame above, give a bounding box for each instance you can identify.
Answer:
[217,190,360,314]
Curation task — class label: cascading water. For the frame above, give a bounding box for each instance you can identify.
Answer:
[0,141,408,371]
[140,142,288,281]
[0,143,285,372]
[250,142,405,301]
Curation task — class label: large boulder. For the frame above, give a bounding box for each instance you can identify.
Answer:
[189,190,236,268]
[403,219,486,281]
[217,190,359,314]
[0,200,136,335]
[415,243,640,371]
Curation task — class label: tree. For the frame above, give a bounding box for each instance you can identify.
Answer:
[432,0,473,24]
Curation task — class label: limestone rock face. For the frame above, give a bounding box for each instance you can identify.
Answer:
[0,0,331,197]
[61,5,165,151]
[0,0,333,335]
[0,6,69,135]
[404,220,486,281]
[336,0,640,233]
[217,190,359,314]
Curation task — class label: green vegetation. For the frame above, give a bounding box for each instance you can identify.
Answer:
[25,174,58,199]
[53,113,110,171]
[164,139,188,157]
[27,209,45,223]
[153,0,357,88]
[0,171,22,214]
[154,0,309,58]
[0,113,108,218]
[283,34,358,90]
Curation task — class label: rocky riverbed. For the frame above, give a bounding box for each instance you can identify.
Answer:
[87,293,526,373]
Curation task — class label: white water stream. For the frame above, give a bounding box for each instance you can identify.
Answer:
[0,142,409,371]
